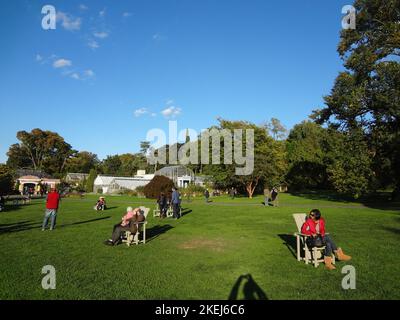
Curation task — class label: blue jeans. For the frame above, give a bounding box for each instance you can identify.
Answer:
[42,209,57,230]
[323,235,338,257]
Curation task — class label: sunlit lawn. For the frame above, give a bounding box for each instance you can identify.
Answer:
[0,193,399,300]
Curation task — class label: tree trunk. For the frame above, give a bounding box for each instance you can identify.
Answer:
[245,177,259,199]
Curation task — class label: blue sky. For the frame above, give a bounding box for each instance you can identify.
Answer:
[0,0,351,163]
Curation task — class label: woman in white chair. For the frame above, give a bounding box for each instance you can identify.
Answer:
[301,209,351,270]
[104,207,143,246]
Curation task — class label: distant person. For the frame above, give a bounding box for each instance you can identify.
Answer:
[204,189,210,203]
[157,192,167,218]
[270,187,278,206]
[42,188,60,231]
[263,187,270,206]
[301,209,352,270]
[230,187,236,200]
[104,207,145,246]
[171,187,181,219]
[94,197,106,211]
[0,195,5,212]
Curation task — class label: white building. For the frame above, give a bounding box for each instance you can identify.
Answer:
[94,172,154,194]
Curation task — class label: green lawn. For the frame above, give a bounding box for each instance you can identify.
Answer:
[0,193,399,300]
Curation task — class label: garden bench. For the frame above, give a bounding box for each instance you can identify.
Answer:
[122,206,150,246]
[293,213,335,268]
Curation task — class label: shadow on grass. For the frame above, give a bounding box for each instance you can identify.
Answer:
[278,234,297,260]
[180,209,193,217]
[382,226,400,235]
[289,191,400,211]
[228,274,268,300]
[59,216,111,228]
[0,221,42,234]
[146,224,174,243]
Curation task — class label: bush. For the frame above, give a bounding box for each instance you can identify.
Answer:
[184,184,206,197]
[143,175,175,199]
[0,164,14,195]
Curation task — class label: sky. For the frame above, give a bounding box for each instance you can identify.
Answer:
[0,0,352,163]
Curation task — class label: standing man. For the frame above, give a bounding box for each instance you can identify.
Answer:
[230,187,236,200]
[204,189,210,203]
[171,187,181,219]
[42,188,60,231]
[263,187,270,206]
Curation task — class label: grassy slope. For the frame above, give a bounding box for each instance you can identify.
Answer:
[0,194,399,300]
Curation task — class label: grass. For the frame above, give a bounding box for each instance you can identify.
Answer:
[0,193,399,300]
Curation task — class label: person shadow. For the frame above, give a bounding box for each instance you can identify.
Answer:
[228,274,268,300]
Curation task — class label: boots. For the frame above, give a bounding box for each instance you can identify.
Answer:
[324,256,336,270]
[335,248,352,261]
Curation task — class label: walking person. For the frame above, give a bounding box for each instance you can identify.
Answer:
[42,188,60,231]
[171,187,181,219]
[157,192,167,218]
[230,187,235,200]
[263,187,270,206]
[204,189,210,203]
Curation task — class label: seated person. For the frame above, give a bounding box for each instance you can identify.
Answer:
[301,209,352,270]
[94,197,106,211]
[104,207,145,246]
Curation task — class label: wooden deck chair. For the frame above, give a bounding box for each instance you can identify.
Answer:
[293,213,335,268]
[122,207,150,246]
[166,205,173,218]
[153,205,161,217]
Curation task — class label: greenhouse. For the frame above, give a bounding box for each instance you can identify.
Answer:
[154,165,195,188]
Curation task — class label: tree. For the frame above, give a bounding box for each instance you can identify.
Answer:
[101,155,123,176]
[203,119,287,198]
[7,129,75,175]
[66,151,99,173]
[312,0,400,199]
[264,118,288,140]
[0,164,14,195]
[286,121,331,190]
[85,168,97,193]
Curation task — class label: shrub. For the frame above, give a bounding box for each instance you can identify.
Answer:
[0,164,14,195]
[143,175,175,199]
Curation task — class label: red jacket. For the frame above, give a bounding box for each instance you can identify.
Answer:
[301,217,326,237]
[46,192,60,210]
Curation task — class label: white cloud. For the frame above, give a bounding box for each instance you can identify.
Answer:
[83,69,95,78]
[151,113,157,117]
[70,73,80,80]
[57,11,81,31]
[161,106,181,118]
[79,4,88,11]
[88,39,99,49]
[36,54,43,62]
[99,8,106,18]
[53,59,72,68]
[166,99,174,105]
[93,31,109,39]
[122,12,132,17]
[134,108,148,117]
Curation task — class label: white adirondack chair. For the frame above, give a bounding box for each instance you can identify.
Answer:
[153,206,161,217]
[122,206,150,246]
[293,213,335,268]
